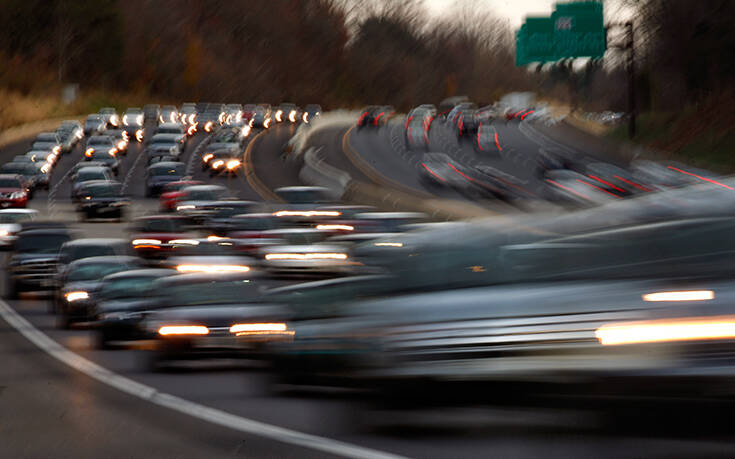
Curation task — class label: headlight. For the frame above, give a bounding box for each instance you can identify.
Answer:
[273,210,341,217]
[176,264,250,273]
[177,205,195,211]
[53,146,61,155]
[187,124,197,136]
[0,229,9,237]
[85,148,94,157]
[249,119,254,128]
[289,110,297,123]
[226,159,241,170]
[132,238,161,246]
[109,148,117,156]
[241,125,251,137]
[65,291,89,302]
[374,242,403,247]
[302,113,309,124]
[117,141,126,150]
[137,114,144,125]
[315,224,354,231]
[122,131,129,141]
[136,129,144,142]
[264,253,348,261]
[263,118,271,129]
[189,114,196,124]
[203,153,214,162]
[123,114,129,126]
[212,160,224,169]
[275,110,283,122]
[170,239,199,245]
[229,323,293,336]
[158,325,209,336]
[40,164,51,174]
[205,121,213,132]
[596,315,735,346]
[10,191,26,200]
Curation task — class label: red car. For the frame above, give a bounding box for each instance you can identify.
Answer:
[0,174,29,208]
[159,180,203,212]
[129,215,197,259]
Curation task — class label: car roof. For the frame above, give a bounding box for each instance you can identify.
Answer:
[68,255,139,268]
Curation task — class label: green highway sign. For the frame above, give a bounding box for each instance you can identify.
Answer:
[516,1,606,66]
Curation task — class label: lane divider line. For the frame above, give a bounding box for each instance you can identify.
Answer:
[242,129,283,202]
[0,299,405,459]
[121,144,148,194]
[341,126,430,198]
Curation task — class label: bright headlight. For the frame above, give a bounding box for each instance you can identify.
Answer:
[289,110,297,122]
[123,114,129,126]
[203,153,214,162]
[229,323,293,336]
[177,205,195,211]
[315,224,354,231]
[205,121,213,132]
[117,141,126,150]
[85,148,94,157]
[0,229,9,237]
[212,160,224,169]
[137,114,144,125]
[264,118,271,129]
[273,210,341,217]
[264,253,347,261]
[65,291,89,302]
[226,159,241,170]
[302,113,309,123]
[132,238,161,246]
[158,325,209,336]
[170,239,200,245]
[275,110,283,122]
[136,129,144,142]
[596,315,735,346]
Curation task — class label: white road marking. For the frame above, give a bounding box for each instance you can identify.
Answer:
[121,146,148,194]
[0,299,405,459]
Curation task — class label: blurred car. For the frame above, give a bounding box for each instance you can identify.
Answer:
[147,153,178,166]
[198,104,225,133]
[56,256,141,328]
[223,104,243,125]
[148,133,184,158]
[129,215,196,259]
[175,184,228,220]
[145,162,186,197]
[0,175,30,208]
[0,162,44,193]
[142,272,288,369]
[155,122,185,137]
[446,102,476,127]
[5,223,74,299]
[474,124,498,153]
[143,104,160,123]
[198,201,260,234]
[84,135,120,174]
[221,213,279,243]
[83,114,105,136]
[201,146,239,171]
[357,105,393,128]
[351,212,428,234]
[99,107,120,128]
[0,208,37,249]
[56,120,84,151]
[274,103,299,124]
[418,152,474,189]
[159,105,179,125]
[75,180,129,222]
[302,104,321,124]
[70,166,113,201]
[469,165,535,201]
[94,268,174,348]
[456,109,480,138]
[26,150,57,167]
[179,103,197,125]
[207,149,242,176]
[105,129,130,156]
[32,132,63,156]
[249,105,272,129]
[122,107,145,141]
[404,117,430,151]
[630,160,694,191]
[165,238,253,274]
[273,186,331,208]
[255,228,352,276]
[159,180,204,212]
[543,169,622,207]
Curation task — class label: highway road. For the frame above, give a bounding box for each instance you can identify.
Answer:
[1,118,734,458]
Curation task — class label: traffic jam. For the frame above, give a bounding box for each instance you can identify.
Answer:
[4,100,735,416]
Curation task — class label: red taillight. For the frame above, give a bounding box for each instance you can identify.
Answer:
[374,112,385,126]
[405,115,413,130]
[421,163,446,182]
[520,110,535,120]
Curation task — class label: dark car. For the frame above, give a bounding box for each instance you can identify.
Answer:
[0,162,44,193]
[84,136,120,174]
[70,166,113,201]
[76,181,129,221]
[418,152,474,189]
[474,124,498,153]
[94,269,174,348]
[141,272,287,369]
[159,180,204,213]
[274,103,299,124]
[56,121,84,152]
[206,149,241,176]
[83,114,105,136]
[302,104,321,124]
[99,107,120,128]
[129,215,196,259]
[6,224,74,299]
[159,105,179,125]
[249,105,272,129]
[105,129,130,156]
[198,104,225,133]
[122,107,145,141]
[145,162,186,197]
[56,256,141,328]
[143,104,160,123]
[0,175,29,208]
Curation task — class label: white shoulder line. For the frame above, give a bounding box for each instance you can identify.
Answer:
[0,299,405,459]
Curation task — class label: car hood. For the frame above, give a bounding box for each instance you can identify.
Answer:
[62,280,102,294]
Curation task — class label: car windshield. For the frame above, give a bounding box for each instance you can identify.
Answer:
[63,245,120,263]
[76,170,107,181]
[100,276,161,300]
[163,279,261,306]
[0,178,21,188]
[17,234,70,253]
[68,263,132,282]
[137,218,184,232]
[150,165,184,176]
[0,212,32,223]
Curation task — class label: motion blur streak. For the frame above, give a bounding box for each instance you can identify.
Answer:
[315,224,354,231]
[577,179,622,198]
[421,163,445,182]
[158,325,209,336]
[264,253,347,261]
[668,166,735,190]
[273,210,340,217]
[176,264,250,273]
[643,290,715,302]
[596,316,735,345]
[546,179,590,199]
[374,242,403,247]
[229,323,289,334]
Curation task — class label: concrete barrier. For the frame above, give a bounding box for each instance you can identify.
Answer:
[299,147,352,200]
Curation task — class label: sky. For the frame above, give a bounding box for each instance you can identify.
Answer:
[424,0,628,27]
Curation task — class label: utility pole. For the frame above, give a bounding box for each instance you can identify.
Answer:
[609,21,636,139]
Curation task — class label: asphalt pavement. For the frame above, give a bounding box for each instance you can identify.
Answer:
[2,119,735,458]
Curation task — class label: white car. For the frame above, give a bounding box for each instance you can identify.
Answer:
[0,209,38,249]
